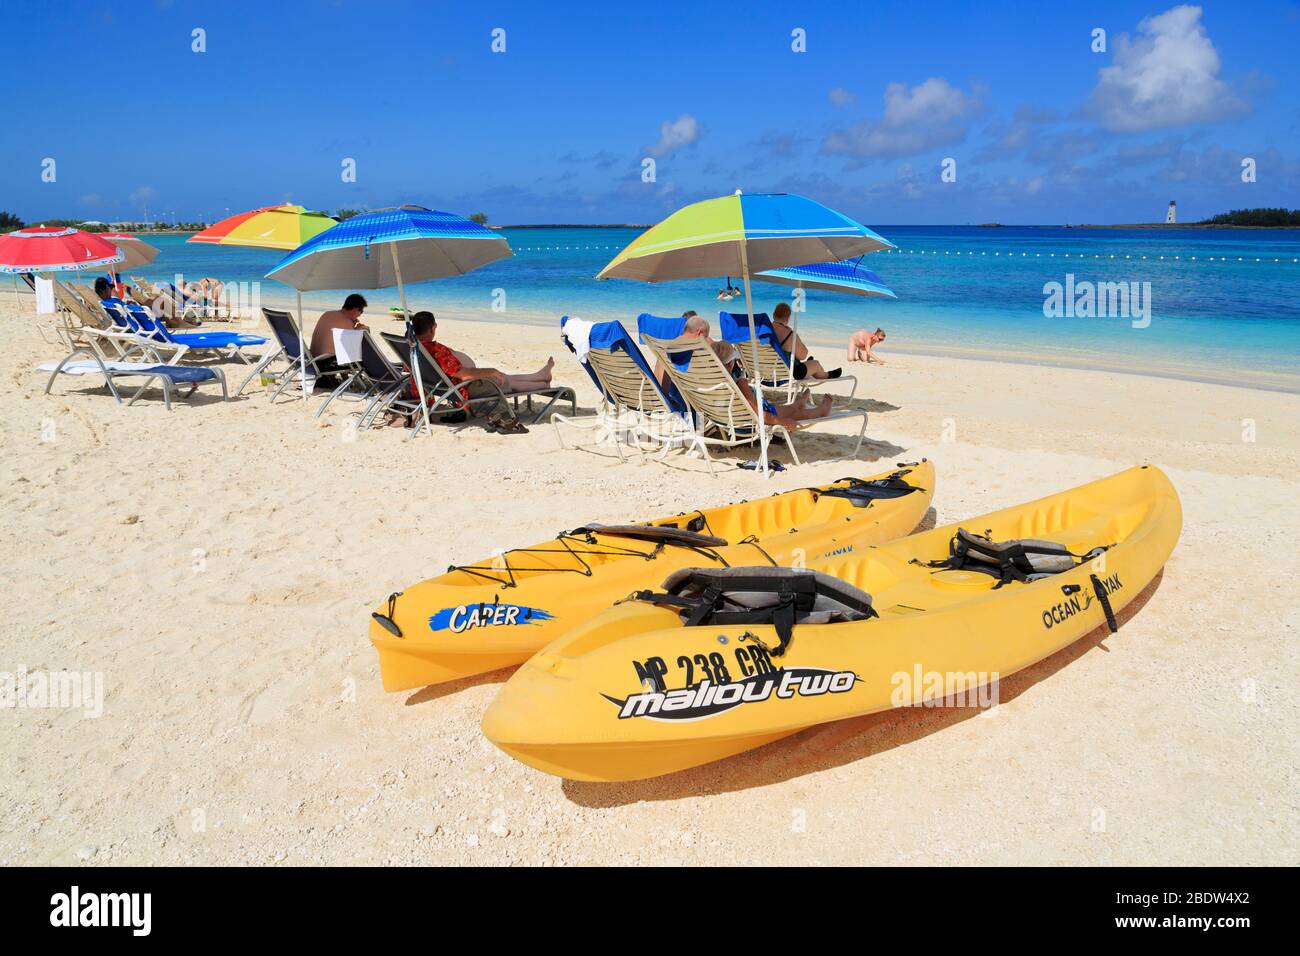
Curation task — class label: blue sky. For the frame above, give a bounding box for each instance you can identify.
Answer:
[2,0,1297,225]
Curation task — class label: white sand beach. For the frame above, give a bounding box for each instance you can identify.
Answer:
[1,293,1297,866]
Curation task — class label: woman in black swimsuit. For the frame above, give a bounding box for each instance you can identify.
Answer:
[771,302,842,381]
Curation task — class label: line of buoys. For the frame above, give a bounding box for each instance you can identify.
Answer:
[506,245,1299,264]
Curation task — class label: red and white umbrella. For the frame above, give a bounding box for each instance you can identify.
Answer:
[0,225,125,311]
[0,226,124,273]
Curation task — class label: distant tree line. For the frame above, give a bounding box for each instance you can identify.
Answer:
[0,212,213,232]
[1198,208,1300,227]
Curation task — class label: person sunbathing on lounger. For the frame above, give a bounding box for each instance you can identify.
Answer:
[709,339,833,427]
[770,302,843,380]
[396,312,554,431]
[411,311,553,393]
[307,293,370,386]
[650,311,708,392]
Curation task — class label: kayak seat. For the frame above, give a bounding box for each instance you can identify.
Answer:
[633,566,877,656]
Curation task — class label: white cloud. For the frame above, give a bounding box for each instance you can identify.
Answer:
[129,185,158,207]
[828,87,856,107]
[1085,5,1247,131]
[646,114,702,157]
[822,78,981,159]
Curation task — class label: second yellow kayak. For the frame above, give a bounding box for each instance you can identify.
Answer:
[483,465,1181,781]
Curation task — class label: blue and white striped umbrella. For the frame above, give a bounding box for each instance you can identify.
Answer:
[753,258,896,298]
[265,205,511,419]
[266,205,511,291]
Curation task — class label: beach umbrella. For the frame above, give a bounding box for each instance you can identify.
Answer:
[98,233,160,271]
[266,205,512,429]
[0,225,124,310]
[97,233,160,294]
[597,192,892,475]
[752,258,896,298]
[189,204,337,400]
[188,204,337,251]
[748,257,896,377]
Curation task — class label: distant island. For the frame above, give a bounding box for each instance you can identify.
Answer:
[984,207,1300,230]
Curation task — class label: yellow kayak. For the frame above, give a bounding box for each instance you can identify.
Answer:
[483,465,1181,781]
[370,460,934,690]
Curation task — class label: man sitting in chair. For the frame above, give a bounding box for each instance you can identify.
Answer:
[308,293,371,386]
[660,310,832,429]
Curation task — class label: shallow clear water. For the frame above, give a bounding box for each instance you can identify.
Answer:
[129,226,1300,389]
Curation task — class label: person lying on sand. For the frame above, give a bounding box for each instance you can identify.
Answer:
[848,327,887,365]
[771,302,843,380]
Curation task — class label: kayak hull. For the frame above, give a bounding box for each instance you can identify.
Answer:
[370,460,934,690]
[484,465,1182,781]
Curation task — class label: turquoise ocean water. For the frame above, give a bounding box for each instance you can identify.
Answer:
[128,226,1300,391]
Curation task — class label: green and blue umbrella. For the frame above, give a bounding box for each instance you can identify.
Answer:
[598,192,891,474]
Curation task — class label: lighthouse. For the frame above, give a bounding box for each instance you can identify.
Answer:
[1166,200,1177,224]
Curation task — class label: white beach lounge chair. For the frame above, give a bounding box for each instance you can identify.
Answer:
[40,334,228,410]
[719,311,858,405]
[641,333,868,474]
[554,318,691,461]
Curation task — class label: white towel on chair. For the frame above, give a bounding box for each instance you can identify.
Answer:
[35,277,56,314]
[333,328,364,365]
[38,360,160,374]
[563,317,594,363]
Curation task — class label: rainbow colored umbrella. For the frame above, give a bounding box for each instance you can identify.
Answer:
[598,192,892,474]
[188,204,336,251]
[190,204,336,402]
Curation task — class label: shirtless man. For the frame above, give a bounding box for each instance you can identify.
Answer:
[848,327,887,365]
[651,310,708,393]
[310,294,370,362]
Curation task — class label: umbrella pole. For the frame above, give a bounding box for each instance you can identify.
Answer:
[738,237,769,478]
[390,245,432,438]
[298,290,308,404]
[791,280,802,391]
